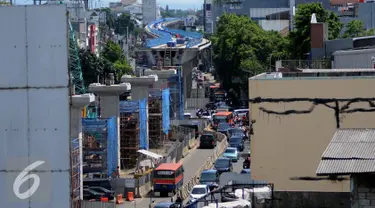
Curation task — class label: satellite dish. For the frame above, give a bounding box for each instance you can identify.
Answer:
[311,13,317,23]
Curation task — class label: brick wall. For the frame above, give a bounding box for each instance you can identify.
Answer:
[352,174,375,208]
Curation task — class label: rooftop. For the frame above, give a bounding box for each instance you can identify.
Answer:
[250,69,375,80]
[316,128,375,176]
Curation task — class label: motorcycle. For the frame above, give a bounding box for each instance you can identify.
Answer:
[243,160,250,169]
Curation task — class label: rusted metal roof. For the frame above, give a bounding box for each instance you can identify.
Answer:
[316,128,375,176]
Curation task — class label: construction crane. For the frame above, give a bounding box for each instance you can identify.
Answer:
[68,20,86,95]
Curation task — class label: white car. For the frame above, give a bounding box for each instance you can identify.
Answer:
[189,184,210,203]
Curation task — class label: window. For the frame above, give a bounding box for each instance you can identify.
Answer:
[154,170,175,178]
[215,159,230,168]
[192,187,207,195]
[200,172,216,181]
[225,148,236,154]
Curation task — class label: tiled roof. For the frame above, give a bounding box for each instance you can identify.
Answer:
[316,129,375,176]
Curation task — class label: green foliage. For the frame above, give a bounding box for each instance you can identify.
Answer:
[102,40,123,63]
[80,40,132,85]
[211,14,288,101]
[113,59,133,81]
[289,3,342,58]
[0,1,10,5]
[100,9,136,35]
[115,13,134,35]
[102,40,133,81]
[342,20,375,38]
[79,49,114,86]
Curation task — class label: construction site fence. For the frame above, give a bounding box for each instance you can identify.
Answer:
[119,99,148,149]
[82,117,118,177]
[185,98,210,109]
[135,125,196,189]
[180,131,228,202]
[79,200,116,208]
[71,138,80,202]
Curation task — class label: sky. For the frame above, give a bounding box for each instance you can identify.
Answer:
[17,0,203,10]
[158,0,203,10]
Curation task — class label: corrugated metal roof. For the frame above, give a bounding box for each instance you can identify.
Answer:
[322,129,375,159]
[317,160,375,175]
[316,129,375,175]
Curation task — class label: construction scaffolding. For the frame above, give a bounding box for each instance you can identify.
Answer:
[119,99,147,169]
[168,66,184,120]
[149,89,164,148]
[82,117,118,176]
[71,138,80,204]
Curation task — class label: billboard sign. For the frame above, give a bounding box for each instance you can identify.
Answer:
[0,5,71,208]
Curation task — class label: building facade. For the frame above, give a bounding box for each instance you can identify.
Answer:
[248,70,375,192]
[142,0,157,25]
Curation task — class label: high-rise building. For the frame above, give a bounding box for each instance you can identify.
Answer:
[142,0,157,25]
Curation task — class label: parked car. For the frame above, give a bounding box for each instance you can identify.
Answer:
[83,188,104,201]
[199,134,217,149]
[217,122,231,136]
[228,136,244,152]
[88,186,115,200]
[223,147,239,162]
[214,157,233,174]
[154,202,182,208]
[189,184,210,203]
[199,169,220,190]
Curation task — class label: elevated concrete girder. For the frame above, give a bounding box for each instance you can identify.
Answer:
[120,75,157,149]
[70,93,95,199]
[88,83,131,168]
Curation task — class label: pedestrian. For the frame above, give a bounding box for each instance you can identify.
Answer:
[175,193,182,204]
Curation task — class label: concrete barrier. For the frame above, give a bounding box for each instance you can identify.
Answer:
[179,131,228,201]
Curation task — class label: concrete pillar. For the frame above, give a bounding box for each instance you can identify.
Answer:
[143,69,176,89]
[88,83,131,169]
[70,93,95,200]
[121,75,157,149]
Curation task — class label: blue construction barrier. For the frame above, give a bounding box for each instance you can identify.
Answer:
[162,88,170,134]
[139,99,148,149]
[106,117,118,177]
[82,117,118,177]
[119,100,148,149]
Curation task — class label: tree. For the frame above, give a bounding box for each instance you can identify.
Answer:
[342,20,375,38]
[101,40,133,82]
[102,40,123,63]
[289,3,342,58]
[211,14,288,104]
[79,49,114,86]
[115,13,135,35]
[113,59,133,81]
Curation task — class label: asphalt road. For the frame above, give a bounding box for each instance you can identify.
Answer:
[119,139,215,208]
[188,140,250,208]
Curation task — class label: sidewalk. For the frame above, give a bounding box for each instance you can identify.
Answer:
[119,144,215,207]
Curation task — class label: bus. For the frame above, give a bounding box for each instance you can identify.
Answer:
[212,112,234,129]
[153,163,184,196]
